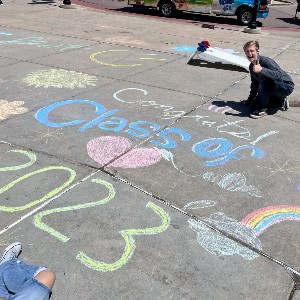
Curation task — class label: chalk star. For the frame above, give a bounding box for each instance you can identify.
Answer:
[258,157,300,182]
[31,128,63,145]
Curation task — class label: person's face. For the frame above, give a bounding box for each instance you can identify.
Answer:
[244,45,259,63]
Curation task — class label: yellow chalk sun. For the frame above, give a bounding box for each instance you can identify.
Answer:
[23,69,97,89]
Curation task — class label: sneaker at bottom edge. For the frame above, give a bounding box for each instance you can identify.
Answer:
[0,242,22,265]
[250,110,267,119]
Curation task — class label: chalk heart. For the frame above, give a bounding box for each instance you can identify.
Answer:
[87,136,162,169]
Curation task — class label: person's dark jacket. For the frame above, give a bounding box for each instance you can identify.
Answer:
[247,55,294,103]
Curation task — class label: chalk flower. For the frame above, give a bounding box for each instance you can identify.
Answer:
[0,100,28,120]
[23,69,97,89]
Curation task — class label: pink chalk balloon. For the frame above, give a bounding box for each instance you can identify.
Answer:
[87,136,162,169]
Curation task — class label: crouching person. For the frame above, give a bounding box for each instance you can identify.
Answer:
[242,40,294,119]
[0,242,56,300]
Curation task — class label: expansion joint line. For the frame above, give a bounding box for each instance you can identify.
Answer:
[103,170,300,285]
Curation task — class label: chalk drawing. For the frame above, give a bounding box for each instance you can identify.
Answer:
[188,213,262,260]
[249,131,279,145]
[257,156,300,182]
[0,100,28,120]
[298,183,300,192]
[202,117,278,145]
[192,138,264,166]
[242,205,300,236]
[293,68,300,75]
[216,120,252,139]
[33,179,115,242]
[113,88,271,138]
[23,69,97,89]
[76,201,170,272]
[0,166,76,212]
[36,99,265,167]
[87,136,162,169]
[0,150,36,171]
[113,88,189,120]
[172,46,197,53]
[90,50,166,67]
[203,171,262,197]
[189,114,277,143]
[158,148,202,177]
[183,200,216,210]
[0,32,13,36]
[31,128,63,145]
[205,103,235,114]
[183,200,261,259]
[0,36,89,52]
[184,115,278,145]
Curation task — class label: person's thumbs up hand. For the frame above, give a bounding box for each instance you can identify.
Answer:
[253,58,262,73]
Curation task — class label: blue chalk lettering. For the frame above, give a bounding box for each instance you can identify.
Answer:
[203,144,264,166]
[97,117,128,132]
[126,121,161,138]
[151,128,191,149]
[79,110,119,132]
[192,138,232,158]
[35,99,106,128]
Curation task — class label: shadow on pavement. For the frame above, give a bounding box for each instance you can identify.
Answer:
[28,0,56,4]
[277,17,300,25]
[210,100,250,117]
[188,59,248,73]
[211,99,298,118]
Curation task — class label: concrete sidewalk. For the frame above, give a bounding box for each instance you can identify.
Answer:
[0,0,299,299]
[270,0,294,6]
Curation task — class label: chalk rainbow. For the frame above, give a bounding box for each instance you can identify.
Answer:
[242,205,300,236]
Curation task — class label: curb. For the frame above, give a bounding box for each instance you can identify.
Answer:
[270,0,293,5]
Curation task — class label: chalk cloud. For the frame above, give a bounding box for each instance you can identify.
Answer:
[188,212,262,260]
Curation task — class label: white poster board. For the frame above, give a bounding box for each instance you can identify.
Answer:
[188,47,250,71]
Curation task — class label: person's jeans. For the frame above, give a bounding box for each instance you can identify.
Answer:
[0,259,51,300]
[9,278,51,300]
[250,79,294,112]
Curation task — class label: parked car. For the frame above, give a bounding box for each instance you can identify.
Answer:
[128,0,269,25]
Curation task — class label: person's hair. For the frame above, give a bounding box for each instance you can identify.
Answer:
[243,40,259,51]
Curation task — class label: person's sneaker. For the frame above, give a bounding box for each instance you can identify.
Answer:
[281,97,289,111]
[0,242,22,265]
[250,110,267,119]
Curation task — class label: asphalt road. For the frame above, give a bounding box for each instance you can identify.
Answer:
[73,0,300,31]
